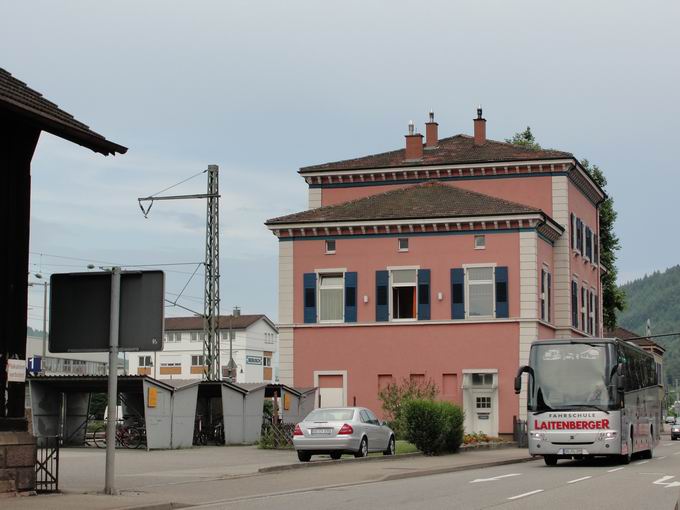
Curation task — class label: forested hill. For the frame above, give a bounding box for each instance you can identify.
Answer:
[618,265,680,385]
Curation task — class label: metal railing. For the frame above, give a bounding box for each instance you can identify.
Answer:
[35,436,59,493]
[513,416,528,448]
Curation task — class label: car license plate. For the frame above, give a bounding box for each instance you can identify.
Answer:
[562,448,583,455]
[311,428,332,435]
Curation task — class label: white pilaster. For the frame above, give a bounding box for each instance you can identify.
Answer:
[551,175,571,336]
[278,242,294,385]
[518,231,539,419]
[308,188,322,209]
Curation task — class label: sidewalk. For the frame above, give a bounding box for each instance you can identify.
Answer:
[3,446,533,510]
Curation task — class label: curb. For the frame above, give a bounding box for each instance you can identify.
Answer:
[259,441,519,474]
[380,455,536,482]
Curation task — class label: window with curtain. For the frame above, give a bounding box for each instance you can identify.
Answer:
[391,269,417,319]
[467,266,494,317]
[319,273,344,321]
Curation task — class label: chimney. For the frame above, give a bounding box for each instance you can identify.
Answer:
[425,110,438,148]
[404,120,423,160]
[473,106,486,146]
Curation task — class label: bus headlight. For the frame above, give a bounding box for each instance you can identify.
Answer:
[530,432,545,441]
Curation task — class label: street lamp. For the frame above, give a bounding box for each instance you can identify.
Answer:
[226,306,240,382]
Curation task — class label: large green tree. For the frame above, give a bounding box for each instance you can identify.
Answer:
[507,130,625,329]
[505,126,541,150]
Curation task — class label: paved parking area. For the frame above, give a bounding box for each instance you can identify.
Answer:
[59,445,297,492]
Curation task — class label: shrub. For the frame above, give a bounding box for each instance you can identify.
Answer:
[403,399,464,455]
[378,377,438,439]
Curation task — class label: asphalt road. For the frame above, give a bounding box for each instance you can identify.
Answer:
[195,440,680,510]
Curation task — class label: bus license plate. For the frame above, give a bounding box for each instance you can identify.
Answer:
[561,448,583,455]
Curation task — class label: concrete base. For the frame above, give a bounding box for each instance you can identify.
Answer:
[0,431,36,494]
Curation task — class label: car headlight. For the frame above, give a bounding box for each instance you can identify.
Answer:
[672,427,680,433]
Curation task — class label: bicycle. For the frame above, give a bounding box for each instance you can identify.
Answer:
[193,415,208,446]
[93,420,144,449]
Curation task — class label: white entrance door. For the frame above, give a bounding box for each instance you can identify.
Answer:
[316,372,346,408]
[472,393,493,436]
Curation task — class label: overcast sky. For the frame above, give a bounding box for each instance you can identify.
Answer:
[4,1,679,329]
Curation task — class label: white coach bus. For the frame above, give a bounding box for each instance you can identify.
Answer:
[515,338,661,466]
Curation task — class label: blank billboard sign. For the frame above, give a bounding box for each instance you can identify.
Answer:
[49,270,164,353]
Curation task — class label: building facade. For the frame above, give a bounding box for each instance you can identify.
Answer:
[267,110,605,436]
[128,314,278,383]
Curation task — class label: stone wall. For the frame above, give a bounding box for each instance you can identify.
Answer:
[0,431,36,494]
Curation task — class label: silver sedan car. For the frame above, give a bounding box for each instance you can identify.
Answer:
[293,407,395,462]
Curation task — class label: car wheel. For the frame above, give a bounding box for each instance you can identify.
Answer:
[383,436,396,456]
[330,451,342,460]
[355,437,368,458]
[544,455,558,466]
[297,451,312,462]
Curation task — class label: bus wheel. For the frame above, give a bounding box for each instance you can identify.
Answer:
[544,455,558,466]
[641,427,654,459]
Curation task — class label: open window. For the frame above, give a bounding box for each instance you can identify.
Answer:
[391,269,417,319]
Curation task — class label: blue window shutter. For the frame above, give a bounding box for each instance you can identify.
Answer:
[417,269,430,320]
[570,213,575,250]
[495,266,509,318]
[571,281,578,327]
[303,273,317,323]
[376,270,389,322]
[344,272,357,323]
[451,268,465,319]
[540,268,545,320]
[547,272,552,322]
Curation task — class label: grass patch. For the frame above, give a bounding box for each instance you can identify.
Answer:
[396,440,419,454]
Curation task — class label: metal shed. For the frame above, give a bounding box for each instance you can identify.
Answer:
[28,375,197,450]
[197,381,266,444]
[266,384,316,424]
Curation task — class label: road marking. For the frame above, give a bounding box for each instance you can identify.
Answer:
[673,451,680,455]
[655,456,666,460]
[508,489,544,500]
[635,460,650,465]
[653,475,680,488]
[607,467,625,473]
[470,473,521,483]
[567,476,592,484]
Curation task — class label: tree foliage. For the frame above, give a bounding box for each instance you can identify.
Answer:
[378,377,438,438]
[505,127,541,150]
[581,160,626,329]
[618,265,680,385]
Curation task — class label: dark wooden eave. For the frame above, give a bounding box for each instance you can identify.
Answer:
[0,68,127,156]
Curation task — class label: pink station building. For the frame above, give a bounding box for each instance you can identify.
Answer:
[266,110,605,437]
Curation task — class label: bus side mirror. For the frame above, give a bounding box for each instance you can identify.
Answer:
[514,365,533,395]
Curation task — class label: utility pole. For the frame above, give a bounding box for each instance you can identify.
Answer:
[138,165,221,380]
[226,306,239,382]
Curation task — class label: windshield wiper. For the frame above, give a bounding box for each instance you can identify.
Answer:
[555,404,610,414]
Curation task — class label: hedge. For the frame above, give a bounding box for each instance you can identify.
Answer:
[403,399,464,455]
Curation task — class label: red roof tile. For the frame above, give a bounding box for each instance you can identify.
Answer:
[0,67,127,155]
[266,181,542,225]
[300,134,571,173]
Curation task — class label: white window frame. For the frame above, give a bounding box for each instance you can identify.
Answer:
[317,270,345,323]
[191,354,206,366]
[263,356,272,367]
[474,235,486,250]
[138,355,152,367]
[325,239,336,254]
[463,263,496,319]
[589,288,596,335]
[387,266,420,322]
[398,238,409,252]
[580,282,588,332]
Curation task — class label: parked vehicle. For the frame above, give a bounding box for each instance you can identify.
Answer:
[672,423,680,440]
[293,407,395,462]
[515,338,661,466]
[665,416,676,425]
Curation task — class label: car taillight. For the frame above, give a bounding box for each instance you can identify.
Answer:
[338,423,354,435]
[294,424,303,436]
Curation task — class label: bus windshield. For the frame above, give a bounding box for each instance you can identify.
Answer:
[529,343,616,412]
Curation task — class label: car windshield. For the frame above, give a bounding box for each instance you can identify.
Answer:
[305,409,355,422]
[529,343,615,412]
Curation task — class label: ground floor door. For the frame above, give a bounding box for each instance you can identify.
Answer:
[471,392,494,436]
[316,372,346,408]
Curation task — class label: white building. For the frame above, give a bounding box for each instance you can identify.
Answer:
[128,314,278,383]
[26,334,109,375]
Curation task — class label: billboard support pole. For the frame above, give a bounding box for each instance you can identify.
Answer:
[105,266,121,495]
